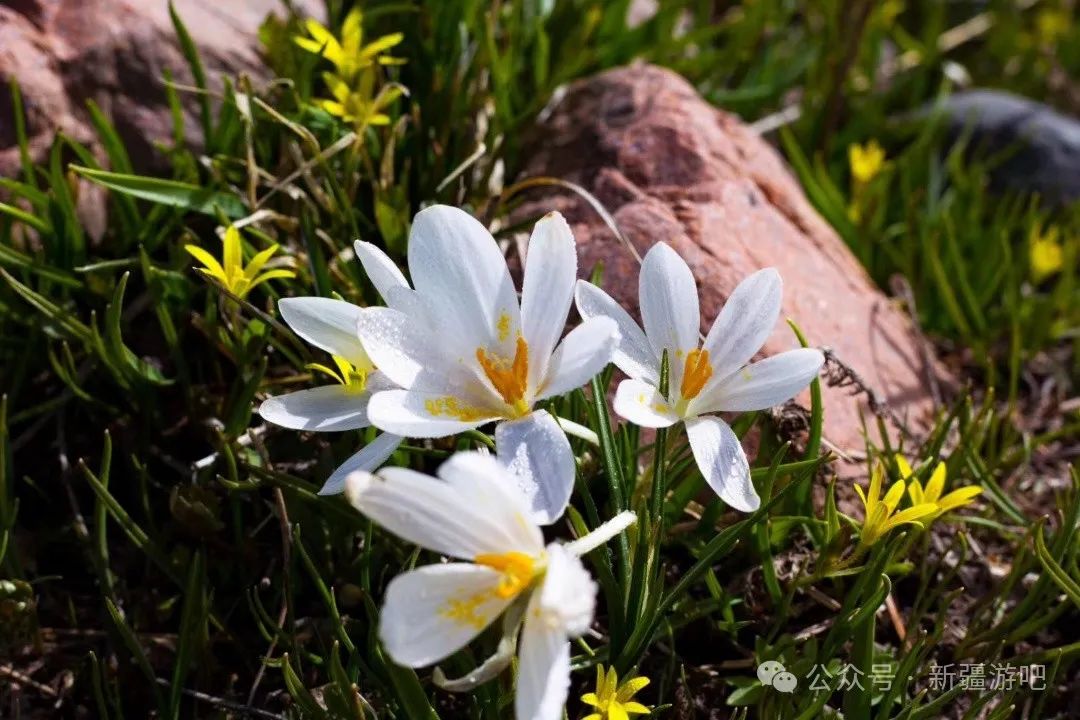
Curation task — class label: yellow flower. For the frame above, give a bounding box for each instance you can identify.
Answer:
[582,665,651,720]
[306,354,369,392]
[848,141,886,185]
[294,8,404,81]
[1035,9,1070,47]
[317,70,405,132]
[185,225,295,300]
[1029,224,1064,282]
[854,463,936,547]
[895,455,982,523]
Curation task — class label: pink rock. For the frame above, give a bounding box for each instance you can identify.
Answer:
[0,0,321,175]
[515,63,946,460]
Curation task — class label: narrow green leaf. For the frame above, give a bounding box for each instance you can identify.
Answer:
[1033,522,1080,609]
[104,598,167,713]
[71,166,246,219]
[168,1,213,150]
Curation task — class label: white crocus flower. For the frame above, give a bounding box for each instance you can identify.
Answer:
[258,297,403,495]
[354,205,620,524]
[344,452,635,720]
[575,242,824,512]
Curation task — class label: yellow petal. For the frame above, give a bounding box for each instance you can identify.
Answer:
[341,7,363,55]
[610,704,629,720]
[936,486,982,512]
[359,32,405,60]
[606,666,619,697]
[243,244,280,281]
[867,464,883,505]
[925,462,947,502]
[318,100,347,118]
[883,503,939,531]
[580,693,601,708]
[248,269,296,291]
[853,483,869,511]
[323,72,352,103]
[184,244,225,281]
[616,676,650,701]
[222,225,242,276]
[594,665,606,696]
[294,36,328,56]
[894,454,913,480]
[624,702,651,715]
[882,479,905,514]
[865,505,889,540]
[907,479,924,506]
[582,715,602,720]
[302,18,343,65]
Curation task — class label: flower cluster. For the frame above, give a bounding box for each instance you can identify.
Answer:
[847,140,887,223]
[1029,222,1065,282]
[258,204,825,718]
[294,8,406,132]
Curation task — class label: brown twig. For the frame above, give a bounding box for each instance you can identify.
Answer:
[0,664,58,698]
[155,678,284,719]
[821,347,915,441]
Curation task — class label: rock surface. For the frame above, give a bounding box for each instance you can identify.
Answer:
[927,89,1080,205]
[0,0,319,176]
[516,63,946,459]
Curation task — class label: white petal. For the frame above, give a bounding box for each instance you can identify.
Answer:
[384,285,426,318]
[258,385,370,431]
[435,452,546,552]
[354,240,409,302]
[318,432,403,495]
[520,212,577,389]
[495,411,575,525]
[407,205,521,357]
[638,242,700,390]
[516,545,594,720]
[685,416,758,512]
[516,604,570,720]
[367,389,500,438]
[536,544,596,638]
[345,456,543,559]
[574,280,658,385]
[379,564,510,668]
[612,379,679,428]
[695,348,824,413]
[536,317,619,401]
[279,297,370,368]
[564,511,637,557]
[356,307,478,395]
[701,267,782,386]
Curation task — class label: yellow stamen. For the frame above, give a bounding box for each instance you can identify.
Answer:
[679,348,712,401]
[475,551,537,599]
[476,336,530,416]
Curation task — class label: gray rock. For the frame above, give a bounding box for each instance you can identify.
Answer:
[927,89,1080,205]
